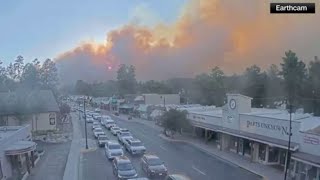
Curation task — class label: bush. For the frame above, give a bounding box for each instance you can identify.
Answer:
[160,109,191,137]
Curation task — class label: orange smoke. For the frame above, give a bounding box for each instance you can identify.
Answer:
[56,0,320,83]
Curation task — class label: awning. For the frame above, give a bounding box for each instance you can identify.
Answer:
[5,141,36,156]
[292,152,320,168]
[192,121,299,151]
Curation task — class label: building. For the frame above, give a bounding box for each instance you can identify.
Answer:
[135,94,180,105]
[178,94,320,180]
[0,125,37,180]
[0,90,60,132]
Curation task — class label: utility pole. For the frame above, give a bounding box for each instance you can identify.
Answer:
[284,103,293,180]
[83,97,88,149]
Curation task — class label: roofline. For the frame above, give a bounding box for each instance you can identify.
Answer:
[240,113,304,123]
[188,111,222,118]
[291,156,320,168]
[226,93,253,100]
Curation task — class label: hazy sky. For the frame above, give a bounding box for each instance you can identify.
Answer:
[0,0,186,63]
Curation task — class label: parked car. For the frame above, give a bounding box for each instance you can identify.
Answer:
[119,128,129,133]
[114,111,119,116]
[94,108,101,113]
[101,115,112,126]
[112,156,138,179]
[165,174,191,180]
[106,122,116,130]
[92,124,101,130]
[124,138,146,155]
[93,114,102,121]
[103,119,115,129]
[111,126,121,136]
[141,154,167,178]
[93,127,105,138]
[105,141,124,160]
[97,135,109,147]
[117,132,133,144]
[86,117,94,123]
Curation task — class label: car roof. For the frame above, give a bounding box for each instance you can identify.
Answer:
[94,127,102,130]
[143,154,159,160]
[115,156,131,163]
[128,138,140,143]
[168,174,191,180]
[107,140,120,145]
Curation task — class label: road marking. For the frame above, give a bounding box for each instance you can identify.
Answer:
[192,165,206,176]
[160,145,167,151]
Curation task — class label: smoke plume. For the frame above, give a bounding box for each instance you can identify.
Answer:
[55,0,320,84]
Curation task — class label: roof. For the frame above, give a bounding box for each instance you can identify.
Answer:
[292,152,320,167]
[0,126,23,140]
[307,124,320,134]
[0,90,59,116]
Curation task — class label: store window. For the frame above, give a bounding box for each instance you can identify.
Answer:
[258,144,266,162]
[49,113,55,125]
[268,147,279,163]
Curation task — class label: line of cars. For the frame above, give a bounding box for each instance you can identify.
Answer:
[84,109,189,180]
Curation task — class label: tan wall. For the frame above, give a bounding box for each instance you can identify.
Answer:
[5,112,57,131]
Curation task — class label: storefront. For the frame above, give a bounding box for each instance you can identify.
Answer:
[289,152,320,180]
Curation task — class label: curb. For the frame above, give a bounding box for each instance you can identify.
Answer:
[159,134,266,180]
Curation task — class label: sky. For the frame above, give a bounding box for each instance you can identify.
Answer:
[1,0,320,83]
[0,0,186,63]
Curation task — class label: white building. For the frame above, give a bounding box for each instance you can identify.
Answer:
[135,94,180,105]
[179,94,320,180]
[0,126,36,179]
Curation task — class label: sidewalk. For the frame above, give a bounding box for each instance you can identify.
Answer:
[62,113,82,180]
[159,133,283,180]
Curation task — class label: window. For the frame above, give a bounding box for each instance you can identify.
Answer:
[258,144,266,162]
[268,147,279,163]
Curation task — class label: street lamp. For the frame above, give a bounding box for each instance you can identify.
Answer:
[83,96,90,149]
[284,100,293,180]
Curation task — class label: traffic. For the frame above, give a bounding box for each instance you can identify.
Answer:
[78,107,189,180]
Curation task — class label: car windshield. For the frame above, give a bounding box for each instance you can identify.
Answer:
[118,162,134,171]
[147,158,163,166]
[98,136,108,140]
[121,132,131,137]
[109,144,121,149]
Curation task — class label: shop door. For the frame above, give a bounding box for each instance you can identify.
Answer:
[279,150,286,166]
[238,139,244,155]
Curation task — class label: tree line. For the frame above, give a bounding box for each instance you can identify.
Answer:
[0,56,59,95]
[73,51,320,116]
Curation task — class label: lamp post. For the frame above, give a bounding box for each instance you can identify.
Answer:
[83,97,88,149]
[284,102,293,180]
[160,96,166,110]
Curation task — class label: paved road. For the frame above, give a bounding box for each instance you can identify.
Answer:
[28,141,71,180]
[78,110,261,180]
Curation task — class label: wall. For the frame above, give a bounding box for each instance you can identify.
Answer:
[240,114,301,143]
[31,112,57,131]
[0,126,31,179]
[187,113,222,127]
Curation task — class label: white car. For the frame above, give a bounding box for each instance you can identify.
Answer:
[117,131,133,144]
[93,128,105,138]
[105,141,123,160]
[97,135,109,147]
[93,115,102,121]
[94,108,101,113]
[92,124,101,130]
[105,121,116,130]
[111,126,121,136]
[86,117,94,123]
[123,138,146,155]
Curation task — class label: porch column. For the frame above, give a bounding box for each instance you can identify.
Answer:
[31,151,35,167]
[204,129,208,141]
[25,153,30,174]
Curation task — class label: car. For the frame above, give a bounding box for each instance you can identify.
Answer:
[117,131,133,144]
[106,121,116,130]
[93,127,105,138]
[92,124,101,130]
[114,112,119,116]
[93,114,102,121]
[101,116,112,126]
[97,135,109,147]
[112,156,138,180]
[94,108,101,113]
[111,126,121,136]
[141,154,167,178]
[86,117,94,123]
[124,138,146,155]
[105,141,124,160]
[119,128,129,133]
[165,174,191,180]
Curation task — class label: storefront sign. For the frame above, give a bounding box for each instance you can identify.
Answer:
[246,120,289,136]
[303,135,319,145]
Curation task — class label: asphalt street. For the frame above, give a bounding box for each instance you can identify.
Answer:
[77,110,261,180]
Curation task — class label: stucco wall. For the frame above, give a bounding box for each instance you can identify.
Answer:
[0,126,32,179]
